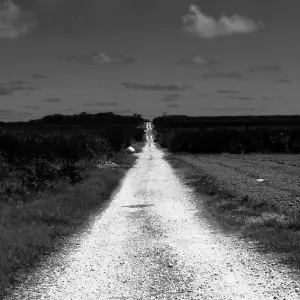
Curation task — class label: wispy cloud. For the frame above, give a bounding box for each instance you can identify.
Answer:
[203,72,243,79]
[222,95,253,101]
[247,64,281,73]
[0,0,35,39]
[167,104,179,108]
[24,105,42,110]
[160,94,182,102]
[235,96,253,101]
[84,101,119,107]
[274,78,291,84]
[217,89,240,94]
[122,82,188,91]
[8,80,29,85]
[0,80,37,95]
[178,55,217,66]
[182,4,263,38]
[32,74,48,80]
[5,80,36,92]
[43,98,63,103]
[0,86,12,95]
[60,52,136,65]
[0,109,14,117]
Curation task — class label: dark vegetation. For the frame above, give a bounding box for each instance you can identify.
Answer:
[0,112,145,204]
[153,115,300,154]
[0,112,146,298]
[153,114,300,128]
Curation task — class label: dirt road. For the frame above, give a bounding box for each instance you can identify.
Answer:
[4,123,300,299]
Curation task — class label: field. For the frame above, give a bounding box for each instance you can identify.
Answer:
[165,152,300,268]
[175,153,300,213]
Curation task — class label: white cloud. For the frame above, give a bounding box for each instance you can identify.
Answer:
[0,0,35,39]
[61,52,135,65]
[90,52,135,64]
[179,55,217,65]
[190,55,207,64]
[182,4,264,38]
[91,53,121,64]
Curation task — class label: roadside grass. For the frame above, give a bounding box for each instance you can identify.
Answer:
[0,150,140,299]
[165,152,300,269]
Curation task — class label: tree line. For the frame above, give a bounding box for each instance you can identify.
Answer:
[153,115,300,154]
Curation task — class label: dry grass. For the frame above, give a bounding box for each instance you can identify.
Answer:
[0,151,138,299]
[165,152,300,269]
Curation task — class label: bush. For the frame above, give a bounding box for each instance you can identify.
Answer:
[0,122,146,203]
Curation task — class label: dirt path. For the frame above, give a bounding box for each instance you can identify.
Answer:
[4,123,300,299]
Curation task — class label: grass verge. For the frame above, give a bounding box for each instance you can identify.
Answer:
[0,149,141,299]
[164,152,300,270]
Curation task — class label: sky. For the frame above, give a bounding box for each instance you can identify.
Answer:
[0,0,300,121]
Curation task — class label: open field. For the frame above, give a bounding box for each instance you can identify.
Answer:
[164,151,300,268]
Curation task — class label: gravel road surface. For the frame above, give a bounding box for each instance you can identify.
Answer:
[4,123,300,299]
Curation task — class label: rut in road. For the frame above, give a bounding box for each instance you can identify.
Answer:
[4,137,300,299]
